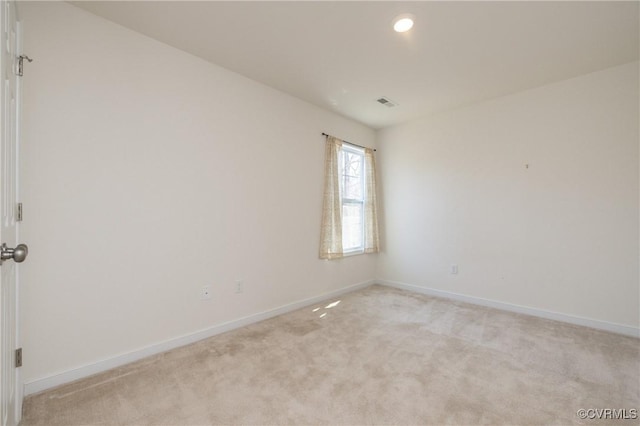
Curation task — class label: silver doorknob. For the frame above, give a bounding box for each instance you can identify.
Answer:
[0,243,28,263]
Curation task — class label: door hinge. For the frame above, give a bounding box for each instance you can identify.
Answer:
[17,55,33,77]
[15,348,22,368]
[16,203,22,221]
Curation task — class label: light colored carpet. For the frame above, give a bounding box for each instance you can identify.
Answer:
[22,285,639,425]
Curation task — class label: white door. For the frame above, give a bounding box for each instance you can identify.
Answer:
[0,1,23,425]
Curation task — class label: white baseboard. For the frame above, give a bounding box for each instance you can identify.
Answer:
[23,279,374,396]
[378,279,640,338]
[24,278,638,396]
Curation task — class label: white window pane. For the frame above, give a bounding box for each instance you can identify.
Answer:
[343,152,363,200]
[345,176,362,200]
[342,203,363,251]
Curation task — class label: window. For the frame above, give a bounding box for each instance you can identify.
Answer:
[339,145,365,253]
[319,135,379,260]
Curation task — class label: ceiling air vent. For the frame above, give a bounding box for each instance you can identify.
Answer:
[376,97,398,108]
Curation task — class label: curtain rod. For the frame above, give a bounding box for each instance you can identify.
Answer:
[322,133,376,152]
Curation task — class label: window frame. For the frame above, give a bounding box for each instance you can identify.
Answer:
[338,144,366,254]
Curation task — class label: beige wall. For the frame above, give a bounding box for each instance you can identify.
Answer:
[19,2,376,385]
[377,61,639,329]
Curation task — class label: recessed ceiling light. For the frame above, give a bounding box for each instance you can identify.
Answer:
[393,14,414,33]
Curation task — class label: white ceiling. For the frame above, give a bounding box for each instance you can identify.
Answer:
[71,1,639,129]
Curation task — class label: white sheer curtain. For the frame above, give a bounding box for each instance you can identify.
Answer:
[319,136,344,259]
[364,148,380,254]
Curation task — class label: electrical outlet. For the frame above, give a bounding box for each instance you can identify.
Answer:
[451,264,459,275]
[235,279,244,294]
[201,285,211,300]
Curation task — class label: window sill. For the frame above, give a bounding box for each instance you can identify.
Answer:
[321,250,375,260]
[342,250,365,258]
